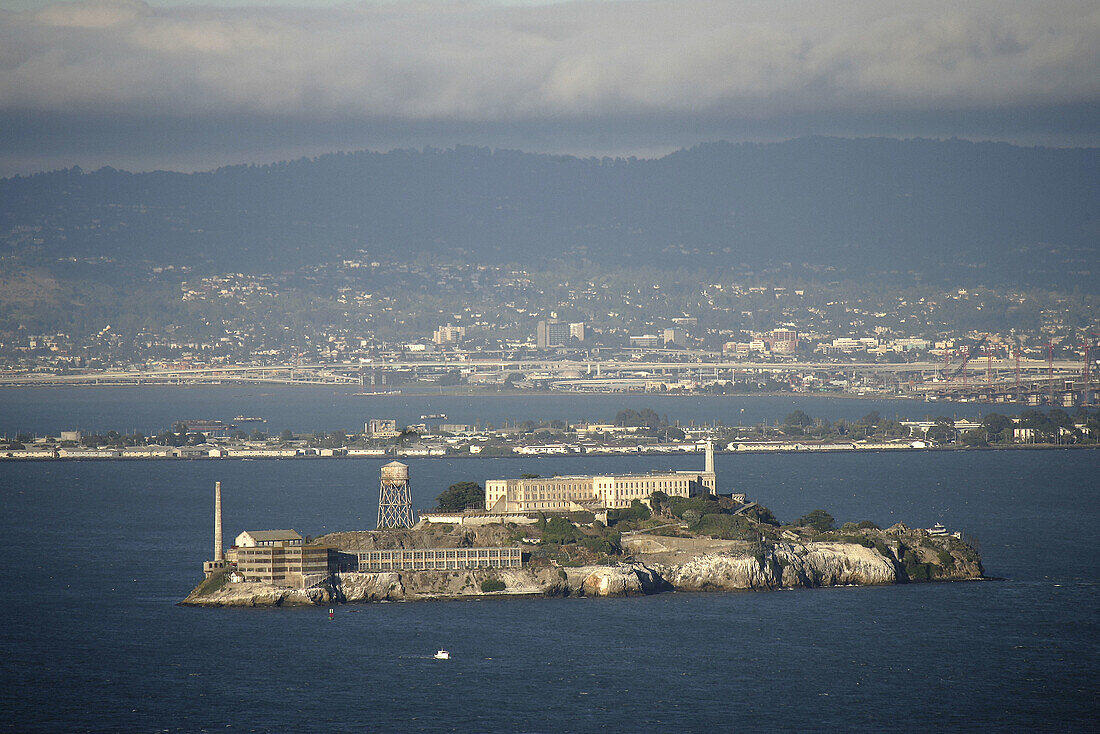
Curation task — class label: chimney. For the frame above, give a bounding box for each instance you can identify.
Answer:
[704,440,715,475]
[214,481,223,561]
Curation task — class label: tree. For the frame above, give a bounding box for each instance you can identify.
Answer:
[927,416,956,444]
[435,481,484,512]
[743,504,779,526]
[661,425,686,441]
[794,509,835,533]
[784,410,814,427]
[981,413,1012,443]
[279,429,294,442]
[614,408,662,428]
[860,411,882,426]
[960,429,988,447]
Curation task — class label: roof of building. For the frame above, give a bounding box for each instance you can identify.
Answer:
[241,530,302,541]
[493,470,712,481]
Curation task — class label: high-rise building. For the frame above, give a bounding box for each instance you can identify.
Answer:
[662,328,688,346]
[537,320,572,348]
[768,328,799,353]
[432,324,466,344]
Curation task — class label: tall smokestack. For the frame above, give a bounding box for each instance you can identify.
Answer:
[704,440,714,475]
[214,481,223,561]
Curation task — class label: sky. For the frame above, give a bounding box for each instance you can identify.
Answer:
[1,0,1098,175]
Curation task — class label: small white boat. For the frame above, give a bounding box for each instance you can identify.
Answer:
[434,649,450,660]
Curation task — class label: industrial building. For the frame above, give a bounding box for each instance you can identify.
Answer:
[484,441,717,513]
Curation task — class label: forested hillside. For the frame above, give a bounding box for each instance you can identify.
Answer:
[2,137,1096,288]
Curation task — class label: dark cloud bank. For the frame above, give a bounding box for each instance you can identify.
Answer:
[1,0,1098,173]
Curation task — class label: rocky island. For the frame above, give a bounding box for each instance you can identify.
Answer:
[182,493,984,607]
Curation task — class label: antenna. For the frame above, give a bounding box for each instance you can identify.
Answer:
[378,461,415,529]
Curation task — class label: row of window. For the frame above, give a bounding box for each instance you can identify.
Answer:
[360,558,518,571]
[359,549,517,561]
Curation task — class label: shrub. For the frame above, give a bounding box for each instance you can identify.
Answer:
[537,515,583,545]
[608,499,652,524]
[743,504,780,526]
[794,509,836,533]
[480,578,506,593]
[693,514,759,541]
[582,533,623,555]
[667,496,725,520]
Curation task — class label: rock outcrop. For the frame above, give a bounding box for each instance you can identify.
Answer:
[181,530,983,607]
[664,542,897,592]
[181,580,336,607]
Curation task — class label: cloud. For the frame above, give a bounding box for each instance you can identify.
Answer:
[1,0,1097,123]
[0,0,1097,174]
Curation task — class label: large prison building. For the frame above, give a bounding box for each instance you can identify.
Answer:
[485,442,717,513]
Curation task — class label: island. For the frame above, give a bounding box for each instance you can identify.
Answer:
[182,495,984,607]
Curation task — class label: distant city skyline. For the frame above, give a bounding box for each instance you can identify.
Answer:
[1,0,1098,175]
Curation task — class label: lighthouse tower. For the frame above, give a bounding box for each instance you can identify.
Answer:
[203,481,227,577]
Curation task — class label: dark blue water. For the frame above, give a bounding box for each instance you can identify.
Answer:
[0,385,1016,436]
[1,450,1096,732]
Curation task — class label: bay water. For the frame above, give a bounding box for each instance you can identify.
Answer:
[0,391,1095,732]
[0,386,1018,437]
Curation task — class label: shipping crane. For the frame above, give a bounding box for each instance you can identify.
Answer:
[940,336,989,384]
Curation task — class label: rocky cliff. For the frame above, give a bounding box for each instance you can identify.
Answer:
[181,528,983,606]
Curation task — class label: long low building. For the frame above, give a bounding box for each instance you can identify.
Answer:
[485,441,717,513]
[353,547,522,571]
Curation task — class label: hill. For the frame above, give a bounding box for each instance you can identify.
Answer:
[2,137,1097,288]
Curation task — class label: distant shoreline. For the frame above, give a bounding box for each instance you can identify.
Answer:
[0,381,1017,406]
[3,443,1094,463]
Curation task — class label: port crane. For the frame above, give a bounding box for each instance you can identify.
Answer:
[939,336,989,385]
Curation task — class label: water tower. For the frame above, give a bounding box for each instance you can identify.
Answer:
[377,461,415,529]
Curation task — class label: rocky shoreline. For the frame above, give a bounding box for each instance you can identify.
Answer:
[181,525,984,607]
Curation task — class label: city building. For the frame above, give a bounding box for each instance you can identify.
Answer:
[662,328,688,346]
[366,418,400,438]
[767,328,799,353]
[432,324,466,344]
[628,334,661,349]
[485,442,718,513]
[537,320,581,348]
